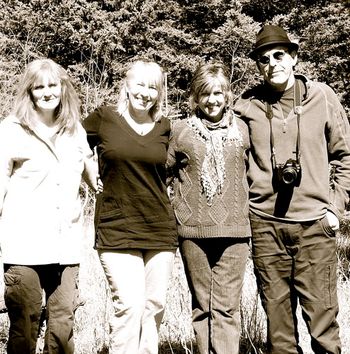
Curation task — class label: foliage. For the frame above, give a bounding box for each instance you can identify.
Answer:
[339,216,350,278]
[282,2,350,112]
[240,0,331,22]
[0,0,349,118]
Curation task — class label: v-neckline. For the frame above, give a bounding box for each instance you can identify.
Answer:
[119,114,159,142]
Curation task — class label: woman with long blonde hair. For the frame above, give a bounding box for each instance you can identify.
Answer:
[0,58,98,354]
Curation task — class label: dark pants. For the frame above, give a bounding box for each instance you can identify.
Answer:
[250,213,341,354]
[4,264,79,354]
[180,237,249,354]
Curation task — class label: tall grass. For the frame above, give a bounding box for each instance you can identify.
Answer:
[1,214,350,353]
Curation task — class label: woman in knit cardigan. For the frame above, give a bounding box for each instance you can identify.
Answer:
[167,62,251,354]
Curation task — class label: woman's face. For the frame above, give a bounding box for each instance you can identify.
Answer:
[197,80,226,122]
[126,69,159,116]
[31,71,61,114]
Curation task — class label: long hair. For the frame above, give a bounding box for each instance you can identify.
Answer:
[116,60,165,122]
[189,62,233,113]
[12,58,80,134]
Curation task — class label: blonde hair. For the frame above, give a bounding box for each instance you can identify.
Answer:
[189,62,233,113]
[116,60,165,122]
[12,58,80,134]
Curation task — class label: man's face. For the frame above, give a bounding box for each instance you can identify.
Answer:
[256,46,297,91]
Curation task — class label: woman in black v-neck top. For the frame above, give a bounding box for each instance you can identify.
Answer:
[83,61,177,354]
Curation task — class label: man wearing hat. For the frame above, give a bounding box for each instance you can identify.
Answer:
[235,25,350,353]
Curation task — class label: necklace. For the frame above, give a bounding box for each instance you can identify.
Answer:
[123,110,155,136]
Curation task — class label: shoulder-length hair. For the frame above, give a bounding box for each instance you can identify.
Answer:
[12,58,80,134]
[116,60,165,122]
[189,62,233,113]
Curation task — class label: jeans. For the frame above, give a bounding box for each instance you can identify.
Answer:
[3,263,79,354]
[250,213,341,354]
[180,237,249,354]
[98,249,175,354]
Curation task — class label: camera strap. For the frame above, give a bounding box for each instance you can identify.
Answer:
[265,79,303,169]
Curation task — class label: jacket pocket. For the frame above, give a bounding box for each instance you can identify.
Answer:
[99,208,123,221]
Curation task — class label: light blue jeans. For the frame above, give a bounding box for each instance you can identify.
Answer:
[180,237,249,354]
[4,264,79,354]
[98,249,175,354]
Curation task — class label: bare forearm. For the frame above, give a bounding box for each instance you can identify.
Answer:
[82,158,98,192]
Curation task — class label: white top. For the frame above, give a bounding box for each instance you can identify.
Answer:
[0,116,92,265]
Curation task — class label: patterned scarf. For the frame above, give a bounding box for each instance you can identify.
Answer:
[188,110,243,205]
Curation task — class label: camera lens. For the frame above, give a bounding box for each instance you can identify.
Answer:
[282,167,298,184]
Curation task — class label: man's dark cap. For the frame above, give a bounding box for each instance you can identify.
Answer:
[249,25,299,60]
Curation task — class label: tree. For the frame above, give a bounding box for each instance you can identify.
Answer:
[280,2,350,112]
[0,0,348,117]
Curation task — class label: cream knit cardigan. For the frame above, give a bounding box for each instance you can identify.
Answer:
[167,115,252,239]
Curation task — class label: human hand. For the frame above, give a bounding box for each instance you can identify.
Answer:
[326,211,339,231]
[175,151,189,169]
[96,175,103,194]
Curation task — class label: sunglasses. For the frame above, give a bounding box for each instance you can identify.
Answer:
[257,51,287,65]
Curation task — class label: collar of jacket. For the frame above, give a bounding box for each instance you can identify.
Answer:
[241,74,310,103]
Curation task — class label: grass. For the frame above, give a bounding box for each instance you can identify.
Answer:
[1,214,350,353]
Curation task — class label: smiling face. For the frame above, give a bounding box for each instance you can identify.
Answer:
[189,63,232,123]
[126,67,160,118]
[257,45,297,91]
[197,80,226,122]
[31,71,62,114]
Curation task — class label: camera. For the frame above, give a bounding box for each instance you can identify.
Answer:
[275,158,301,186]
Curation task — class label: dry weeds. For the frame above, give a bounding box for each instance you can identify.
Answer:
[1,221,350,354]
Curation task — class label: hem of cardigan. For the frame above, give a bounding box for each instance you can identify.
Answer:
[94,244,178,251]
[177,225,251,238]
